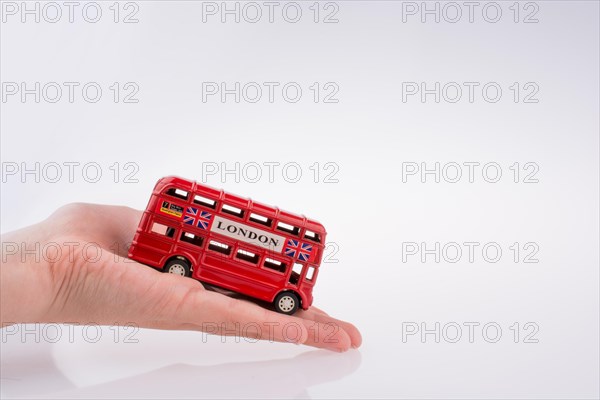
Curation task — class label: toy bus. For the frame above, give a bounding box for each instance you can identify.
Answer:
[128,176,326,315]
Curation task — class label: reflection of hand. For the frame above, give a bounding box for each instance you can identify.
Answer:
[1,203,362,351]
[44,350,363,399]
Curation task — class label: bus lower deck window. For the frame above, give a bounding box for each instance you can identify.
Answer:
[208,240,231,255]
[305,266,315,281]
[180,231,204,247]
[236,249,259,264]
[263,258,286,273]
[151,222,175,238]
[289,263,303,285]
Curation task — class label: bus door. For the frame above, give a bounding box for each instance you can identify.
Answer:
[138,215,179,265]
[288,263,317,290]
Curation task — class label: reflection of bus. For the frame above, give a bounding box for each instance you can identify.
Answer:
[128,176,326,315]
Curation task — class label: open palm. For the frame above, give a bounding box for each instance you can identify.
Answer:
[0,204,361,351]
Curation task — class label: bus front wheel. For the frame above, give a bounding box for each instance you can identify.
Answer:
[164,258,192,277]
[274,292,300,315]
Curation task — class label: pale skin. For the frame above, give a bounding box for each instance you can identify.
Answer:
[0,203,362,351]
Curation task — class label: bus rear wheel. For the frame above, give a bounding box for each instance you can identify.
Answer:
[274,292,300,315]
[164,258,191,277]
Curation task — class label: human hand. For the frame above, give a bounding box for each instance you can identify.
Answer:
[0,203,362,351]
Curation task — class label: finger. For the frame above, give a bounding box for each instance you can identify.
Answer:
[135,291,356,351]
[298,319,353,352]
[297,308,362,349]
[79,255,356,352]
[105,261,309,345]
[160,288,312,345]
[144,287,355,351]
[114,260,356,351]
[307,305,329,316]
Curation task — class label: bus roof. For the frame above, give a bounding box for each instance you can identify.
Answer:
[153,176,326,234]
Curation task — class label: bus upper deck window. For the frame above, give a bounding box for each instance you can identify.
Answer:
[249,213,272,227]
[303,230,321,243]
[194,194,216,209]
[165,188,189,201]
[276,221,300,236]
[222,204,244,218]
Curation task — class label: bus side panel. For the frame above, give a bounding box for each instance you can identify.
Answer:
[131,234,174,269]
[196,254,284,303]
[298,280,314,309]
[171,242,204,269]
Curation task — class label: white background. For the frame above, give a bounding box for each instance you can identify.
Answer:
[1,1,599,398]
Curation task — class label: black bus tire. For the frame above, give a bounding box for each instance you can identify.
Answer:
[164,258,192,277]
[274,291,300,315]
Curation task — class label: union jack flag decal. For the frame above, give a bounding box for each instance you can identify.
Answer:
[184,207,212,230]
[284,239,312,262]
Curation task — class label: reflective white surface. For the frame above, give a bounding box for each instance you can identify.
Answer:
[1,1,599,398]
[1,327,362,399]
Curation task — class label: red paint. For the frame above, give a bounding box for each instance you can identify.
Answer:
[128,176,327,314]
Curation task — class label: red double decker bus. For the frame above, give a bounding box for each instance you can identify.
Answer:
[128,176,326,314]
